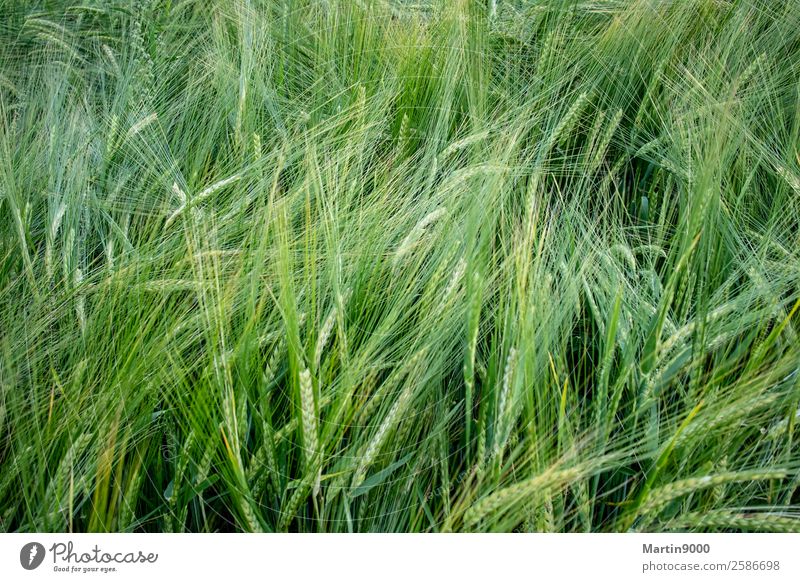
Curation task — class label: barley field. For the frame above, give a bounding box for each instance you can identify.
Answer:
[0,0,799,532]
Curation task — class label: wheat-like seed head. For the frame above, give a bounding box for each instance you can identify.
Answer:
[394,207,447,262]
[443,257,466,302]
[639,470,787,517]
[127,112,157,138]
[314,306,337,370]
[299,368,318,469]
[353,381,416,489]
[493,347,517,458]
[665,510,800,533]
[465,453,624,527]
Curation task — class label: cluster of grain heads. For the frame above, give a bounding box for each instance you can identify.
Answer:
[165,174,243,227]
[464,454,624,530]
[0,0,798,534]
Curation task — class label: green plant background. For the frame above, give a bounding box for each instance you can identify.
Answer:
[0,0,799,532]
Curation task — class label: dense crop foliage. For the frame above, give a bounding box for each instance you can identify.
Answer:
[1,0,799,532]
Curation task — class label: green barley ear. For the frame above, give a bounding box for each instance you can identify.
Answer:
[394,207,447,264]
[314,306,337,371]
[397,112,411,153]
[587,109,623,175]
[735,52,766,91]
[442,257,466,303]
[106,114,119,157]
[665,511,800,533]
[352,351,426,489]
[238,498,264,533]
[253,132,262,162]
[637,470,787,519]
[43,433,92,530]
[278,471,316,531]
[45,202,66,281]
[165,174,242,226]
[776,164,800,195]
[492,347,517,466]
[298,368,319,474]
[463,270,482,454]
[351,381,415,490]
[465,454,623,529]
[547,91,590,153]
[74,267,86,333]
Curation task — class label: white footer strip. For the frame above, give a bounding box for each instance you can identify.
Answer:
[2,533,798,581]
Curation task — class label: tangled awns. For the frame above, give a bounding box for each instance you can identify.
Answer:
[0,0,799,532]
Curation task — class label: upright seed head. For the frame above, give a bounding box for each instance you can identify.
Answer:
[299,368,318,470]
[443,257,466,302]
[253,132,262,161]
[314,306,337,370]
